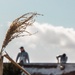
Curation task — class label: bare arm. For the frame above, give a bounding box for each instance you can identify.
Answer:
[56,55,62,59]
[26,53,30,63]
[16,53,20,62]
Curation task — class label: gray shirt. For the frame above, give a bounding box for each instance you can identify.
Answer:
[16,51,30,64]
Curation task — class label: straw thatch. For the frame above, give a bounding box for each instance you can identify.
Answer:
[1,12,42,53]
[0,12,42,75]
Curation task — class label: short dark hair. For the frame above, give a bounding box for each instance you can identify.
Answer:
[63,53,66,57]
[20,46,24,49]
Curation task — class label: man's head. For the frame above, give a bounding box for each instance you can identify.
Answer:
[63,53,66,57]
[19,46,25,51]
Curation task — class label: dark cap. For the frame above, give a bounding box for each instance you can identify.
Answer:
[19,46,24,49]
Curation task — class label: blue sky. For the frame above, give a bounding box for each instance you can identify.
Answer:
[0,0,75,63]
[0,0,75,27]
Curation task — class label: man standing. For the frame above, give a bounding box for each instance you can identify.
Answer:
[16,46,30,66]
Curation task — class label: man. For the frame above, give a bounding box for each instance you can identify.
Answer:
[56,53,68,70]
[56,53,68,64]
[16,46,30,66]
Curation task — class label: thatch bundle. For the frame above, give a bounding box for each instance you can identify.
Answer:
[1,12,42,53]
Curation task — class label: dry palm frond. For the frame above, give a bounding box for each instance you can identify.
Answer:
[1,12,43,53]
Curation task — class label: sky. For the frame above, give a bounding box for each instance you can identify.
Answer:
[0,0,75,63]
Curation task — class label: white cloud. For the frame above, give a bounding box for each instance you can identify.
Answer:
[30,22,75,49]
[3,22,75,63]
